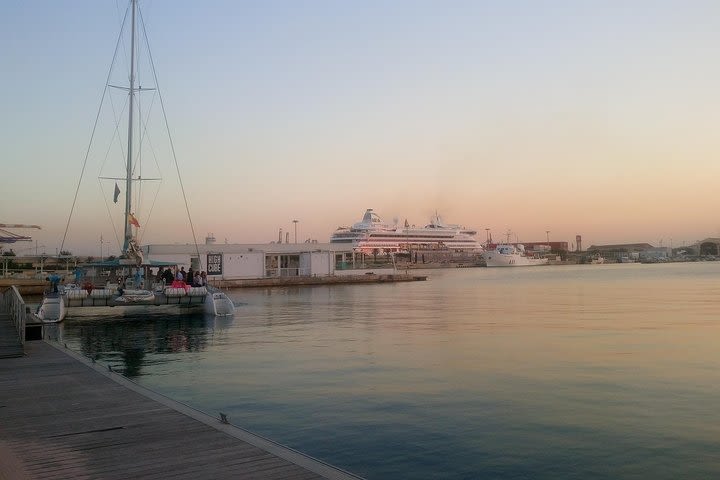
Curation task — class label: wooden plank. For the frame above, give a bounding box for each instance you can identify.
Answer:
[0,341,359,480]
[0,310,23,358]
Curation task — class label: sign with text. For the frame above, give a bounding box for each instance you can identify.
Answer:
[207,253,223,275]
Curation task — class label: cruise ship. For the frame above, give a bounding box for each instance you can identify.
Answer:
[330,209,483,253]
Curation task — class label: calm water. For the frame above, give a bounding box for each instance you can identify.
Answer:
[55,262,720,479]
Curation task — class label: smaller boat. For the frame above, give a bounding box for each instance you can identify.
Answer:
[33,273,67,323]
[34,291,66,323]
[590,255,605,264]
[483,244,549,267]
[115,289,156,303]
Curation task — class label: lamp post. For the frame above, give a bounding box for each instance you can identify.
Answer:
[546,230,550,244]
[292,219,299,243]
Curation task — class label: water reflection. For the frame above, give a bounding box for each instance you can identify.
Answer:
[56,263,720,479]
[58,312,235,377]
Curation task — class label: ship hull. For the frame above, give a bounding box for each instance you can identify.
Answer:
[483,252,548,267]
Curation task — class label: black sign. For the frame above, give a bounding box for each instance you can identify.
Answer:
[207,253,223,275]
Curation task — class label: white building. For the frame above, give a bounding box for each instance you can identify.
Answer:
[142,242,356,280]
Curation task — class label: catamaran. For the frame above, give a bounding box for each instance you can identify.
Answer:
[35,0,234,322]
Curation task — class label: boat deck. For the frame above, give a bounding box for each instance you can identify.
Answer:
[0,341,361,480]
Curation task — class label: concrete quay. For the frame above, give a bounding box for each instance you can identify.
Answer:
[212,272,427,289]
[1,272,427,296]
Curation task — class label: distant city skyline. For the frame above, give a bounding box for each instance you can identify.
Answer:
[3,1,720,254]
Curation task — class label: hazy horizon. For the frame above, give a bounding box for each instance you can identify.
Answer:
[3,1,720,255]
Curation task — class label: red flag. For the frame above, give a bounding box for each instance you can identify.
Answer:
[128,213,140,228]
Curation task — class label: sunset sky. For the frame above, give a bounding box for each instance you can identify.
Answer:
[2,1,720,255]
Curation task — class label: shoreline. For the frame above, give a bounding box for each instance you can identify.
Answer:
[1,272,427,296]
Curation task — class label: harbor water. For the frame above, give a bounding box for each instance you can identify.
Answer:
[56,262,720,479]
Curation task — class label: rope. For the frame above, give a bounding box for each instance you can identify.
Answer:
[139,6,204,271]
[60,3,130,255]
[98,179,122,249]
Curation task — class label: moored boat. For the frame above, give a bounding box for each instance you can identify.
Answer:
[35,0,234,321]
[331,209,482,253]
[482,244,549,267]
[34,291,66,323]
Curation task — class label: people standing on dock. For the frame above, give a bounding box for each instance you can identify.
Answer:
[187,267,194,285]
[176,267,186,282]
[193,271,201,287]
[200,271,207,286]
[134,268,143,289]
[46,273,61,293]
[162,267,174,285]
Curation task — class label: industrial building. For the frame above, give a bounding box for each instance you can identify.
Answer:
[696,238,720,256]
[587,243,671,262]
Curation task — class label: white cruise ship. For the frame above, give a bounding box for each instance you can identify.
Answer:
[330,209,483,253]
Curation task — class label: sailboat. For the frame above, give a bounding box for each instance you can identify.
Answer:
[35,0,234,322]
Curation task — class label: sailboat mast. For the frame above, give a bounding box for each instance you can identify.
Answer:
[123,0,137,253]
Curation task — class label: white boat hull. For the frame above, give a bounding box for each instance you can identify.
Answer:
[35,294,67,323]
[58,285,235,318]
[484,254,548,267]
[483,251,549,267]
[331,208,483,252]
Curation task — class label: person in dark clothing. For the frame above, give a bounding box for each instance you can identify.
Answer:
[47,274,61,293]
[162,268,174,285]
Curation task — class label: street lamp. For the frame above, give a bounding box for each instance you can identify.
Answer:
[292,219,299,243]
[546,230,550,244]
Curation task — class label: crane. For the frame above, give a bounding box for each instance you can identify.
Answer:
[0,224,41,244]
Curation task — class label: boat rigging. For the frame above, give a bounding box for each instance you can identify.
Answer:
[36,0,235,322]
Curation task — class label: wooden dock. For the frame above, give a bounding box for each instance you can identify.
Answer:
[0,287,26,358]
[0,309,24,359]
[0,340,362,480]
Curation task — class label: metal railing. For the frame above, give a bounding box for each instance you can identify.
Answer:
[0,286,26,345]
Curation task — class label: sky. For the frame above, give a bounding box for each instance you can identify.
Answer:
[2,0,720,255]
